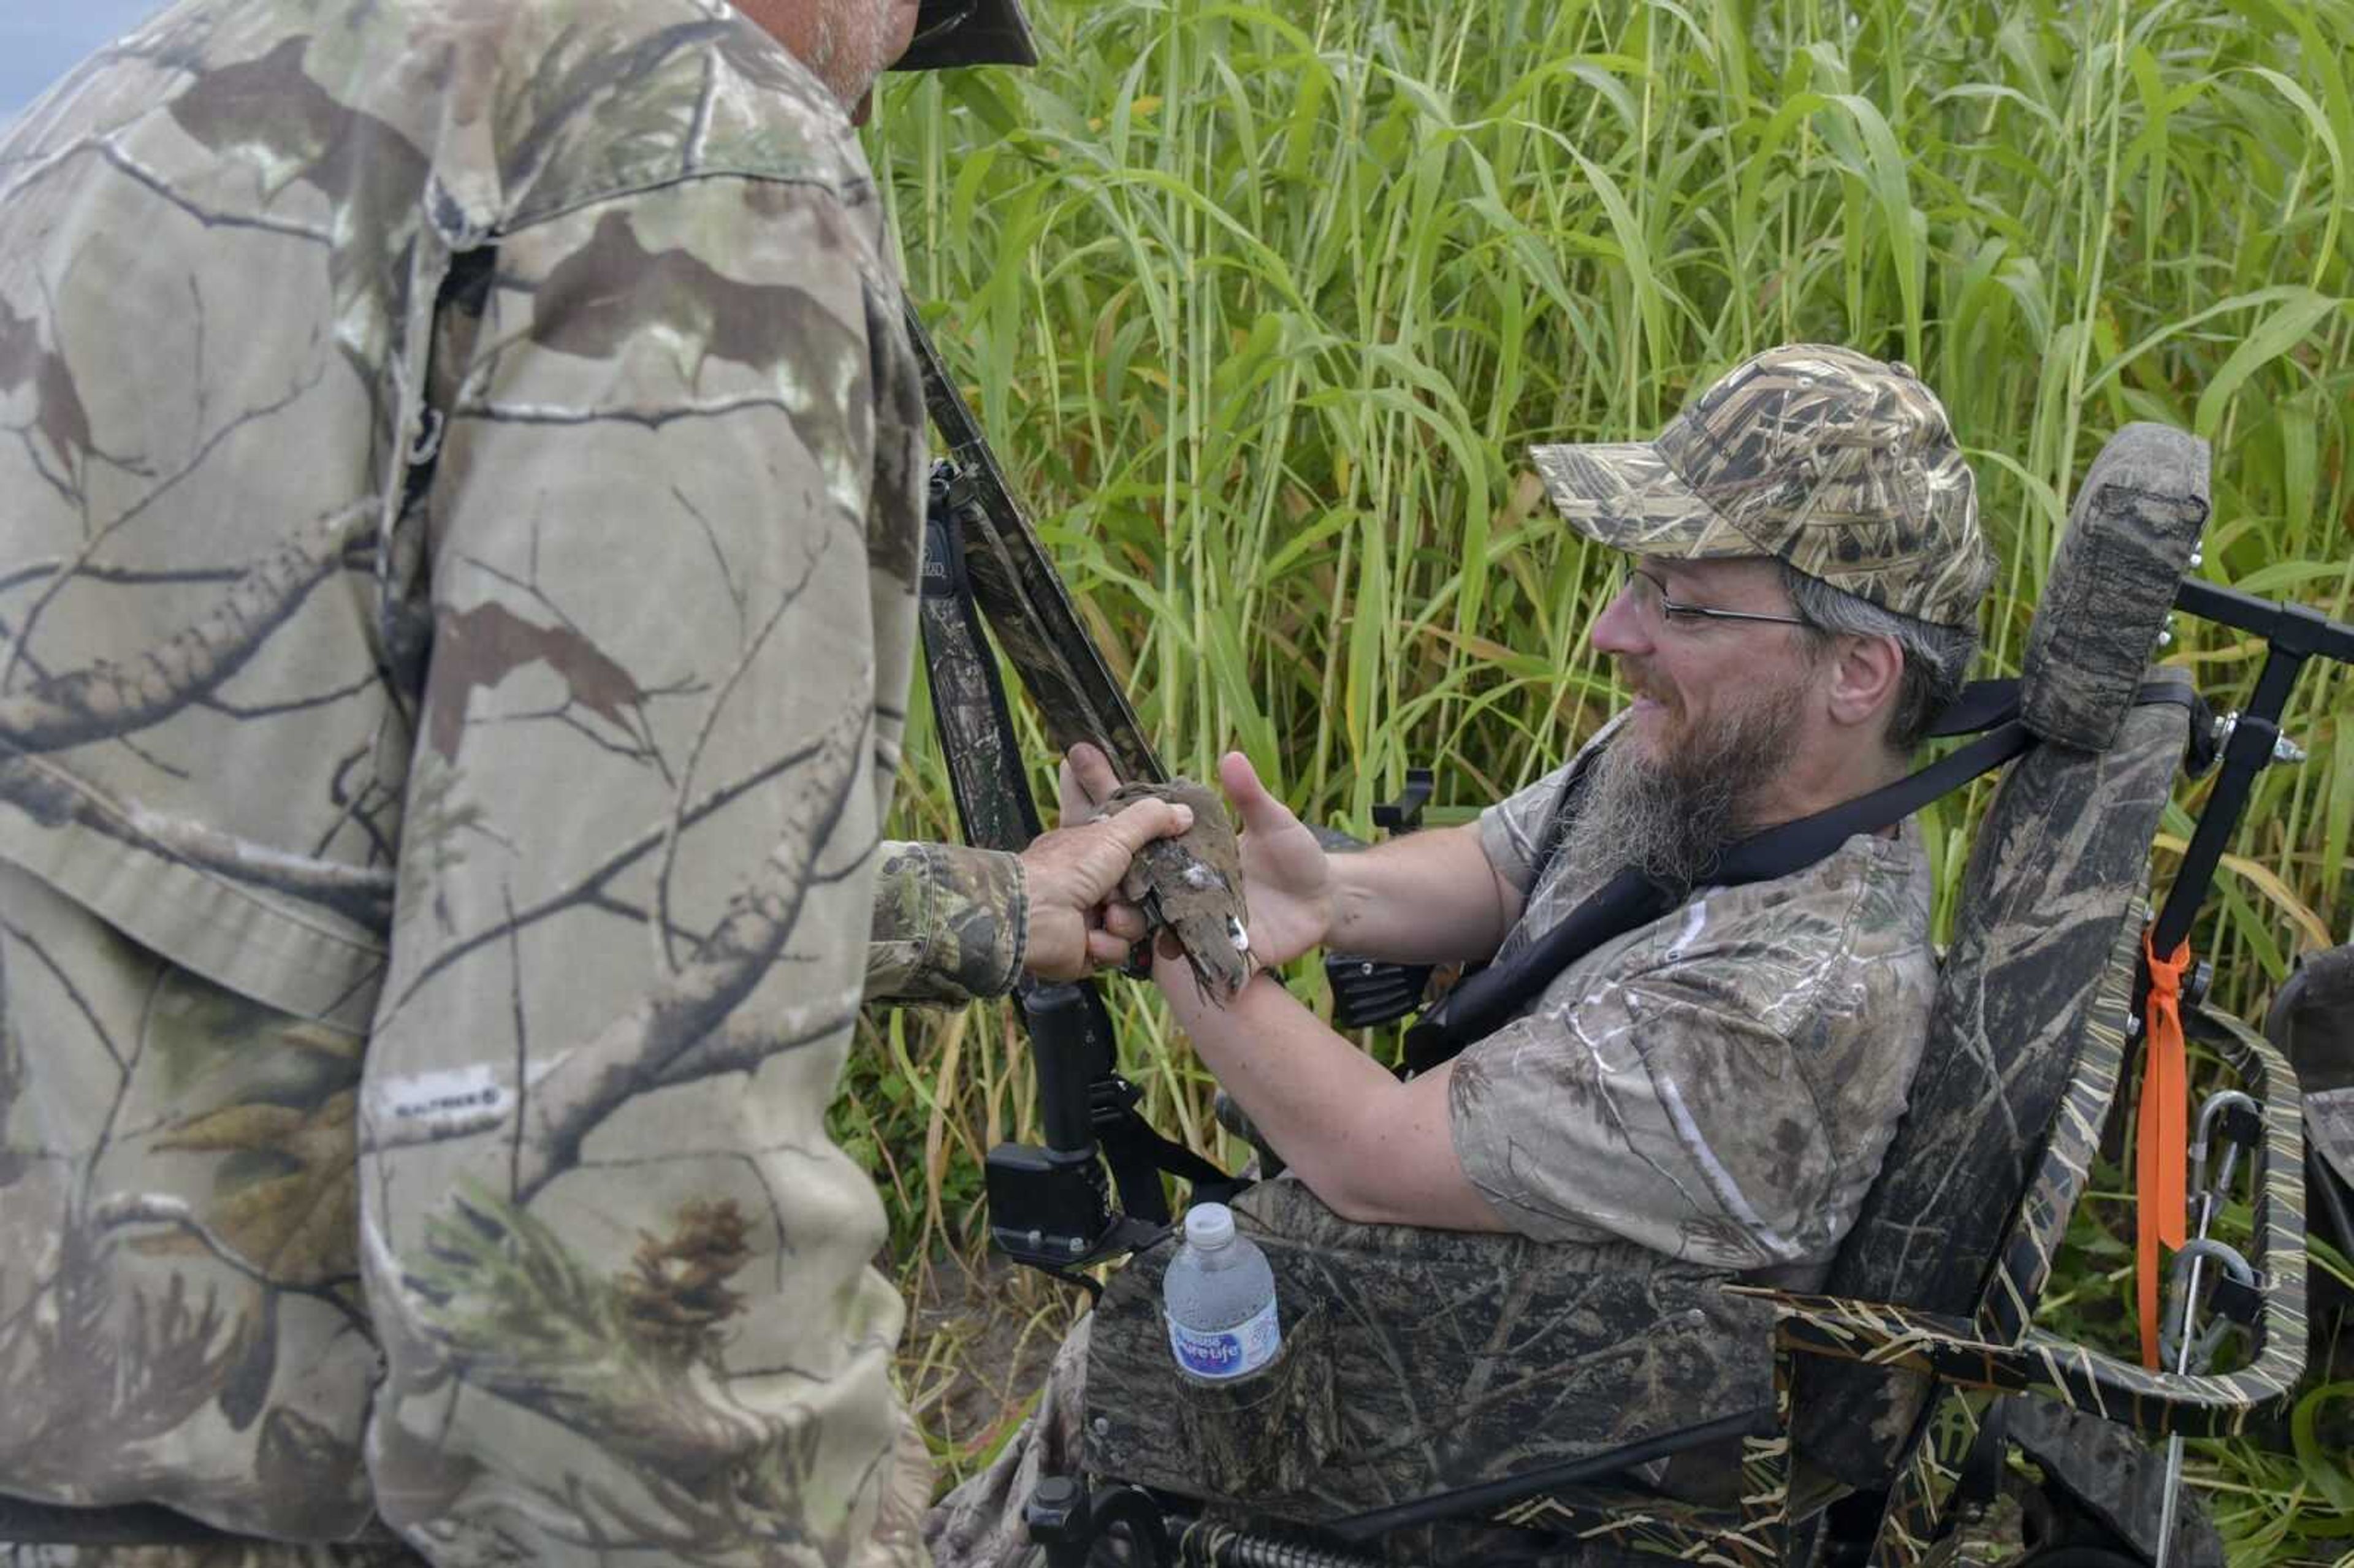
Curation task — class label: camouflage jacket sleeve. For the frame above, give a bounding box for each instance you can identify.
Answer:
[360,170,933,1566]
[866,839,1027,1004]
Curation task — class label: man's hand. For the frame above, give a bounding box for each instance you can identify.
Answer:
[1216,750,1333,969]
[1019,757,1191,981]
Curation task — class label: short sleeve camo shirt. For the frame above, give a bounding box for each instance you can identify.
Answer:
[1452,742,1940,1282]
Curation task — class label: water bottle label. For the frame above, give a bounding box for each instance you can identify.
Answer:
[1168,1297,1281,1380]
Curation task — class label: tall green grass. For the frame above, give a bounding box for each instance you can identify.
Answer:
[850,0,2353,1551]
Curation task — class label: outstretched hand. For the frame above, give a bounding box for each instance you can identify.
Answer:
[1215,750,1333,969]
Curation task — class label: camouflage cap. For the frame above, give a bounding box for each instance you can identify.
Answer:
[894,0,1039,69]
[1529,345,1994,630]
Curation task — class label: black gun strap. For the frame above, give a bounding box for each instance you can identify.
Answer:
[921,499,1043,850]
[1098,1105,1251,1212]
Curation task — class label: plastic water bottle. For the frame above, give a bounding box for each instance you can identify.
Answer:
[1163,1201,1282,1380]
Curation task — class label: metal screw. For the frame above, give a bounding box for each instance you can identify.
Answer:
[1093,1416,1112,1438]
[2155,622,2174,650]
[2274,733,2309,765]
[1067,1236,1088,1255]
[2189,547,2204,570]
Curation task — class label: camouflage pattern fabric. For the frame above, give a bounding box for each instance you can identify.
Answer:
[1791,417,2214,1489]
[0,1,1025,1559]
[921,1318,1092,1568]
[1529,344,1994,630]
[1454,756,1939,1275]
[923,1177,1779,1564]
[1788,695,2187,1487]
[2017,424,2209,752]
[1081,1177,1778,1521]
[2,1544,427,1568]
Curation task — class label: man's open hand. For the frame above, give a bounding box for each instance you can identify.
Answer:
[1215,751,1333,969]
[1018,753,1190,981]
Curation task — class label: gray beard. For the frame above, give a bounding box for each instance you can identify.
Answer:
[1552,682,1809,898]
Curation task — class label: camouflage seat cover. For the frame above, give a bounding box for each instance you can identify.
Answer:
[1081,1176,1778,1525]
[1791,423,2209,1488]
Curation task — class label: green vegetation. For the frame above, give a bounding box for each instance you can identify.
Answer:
[851,0,2353,1554]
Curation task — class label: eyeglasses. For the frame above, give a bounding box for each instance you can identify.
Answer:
[1619,565,1811,631]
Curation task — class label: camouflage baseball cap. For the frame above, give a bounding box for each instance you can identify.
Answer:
[894,0,1038,69]
[1529,345,1994,630]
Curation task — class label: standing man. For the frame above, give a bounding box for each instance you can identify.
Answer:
[0,1,1179,1564]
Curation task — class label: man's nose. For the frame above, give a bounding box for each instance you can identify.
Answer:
[1590,574,1650,655]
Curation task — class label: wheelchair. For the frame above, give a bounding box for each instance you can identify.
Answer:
[987,424,2349,1567]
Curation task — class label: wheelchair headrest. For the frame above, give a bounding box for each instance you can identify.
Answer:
[2018,424,2210,752]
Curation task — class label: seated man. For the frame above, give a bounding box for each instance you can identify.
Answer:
[926,345,1995,1566]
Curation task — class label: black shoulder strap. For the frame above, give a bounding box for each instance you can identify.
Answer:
[1401,673,2203,1076]
[1401,680,2036,1076]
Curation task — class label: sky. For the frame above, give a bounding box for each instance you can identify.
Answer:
[1,0,166,123]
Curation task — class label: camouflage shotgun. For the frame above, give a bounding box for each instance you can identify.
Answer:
[902,300,1234,1279]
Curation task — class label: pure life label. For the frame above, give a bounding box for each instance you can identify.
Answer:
[1169,1298,1281,1380]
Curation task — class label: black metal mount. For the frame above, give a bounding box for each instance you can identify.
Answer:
[982,976,1179,1274]
[1325,769,1439,1030]
[1026,1476,1174,1568]
[2153,580,2354,955]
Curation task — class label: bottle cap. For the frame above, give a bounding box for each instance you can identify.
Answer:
[1183,1202,1236,1250]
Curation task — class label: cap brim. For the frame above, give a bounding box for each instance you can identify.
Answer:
[1528,441,1755,561]
[894,0,1038,70]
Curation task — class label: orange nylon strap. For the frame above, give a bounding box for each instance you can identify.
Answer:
[2137,929,2192,1369]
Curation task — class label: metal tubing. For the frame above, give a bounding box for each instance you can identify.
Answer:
[2156,1086,2264,1568]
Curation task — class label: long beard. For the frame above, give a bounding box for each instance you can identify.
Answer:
[1553,677,1811,898]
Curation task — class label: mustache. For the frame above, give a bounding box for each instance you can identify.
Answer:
[1618,658,1675,707]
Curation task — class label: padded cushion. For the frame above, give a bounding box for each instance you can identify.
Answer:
[1791,686,2188,1488]
[1789,424,2212,1488]
[2019,424,2209,750]
[1084,1176,1777,1520]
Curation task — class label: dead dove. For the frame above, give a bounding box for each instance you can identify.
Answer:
[1100,777,1252,1002]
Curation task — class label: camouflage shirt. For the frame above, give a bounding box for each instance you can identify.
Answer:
[1450,727,1939,1282]
[0,1,1023,1560]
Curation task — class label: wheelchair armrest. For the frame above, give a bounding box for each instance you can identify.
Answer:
[1736,1010,2307,1441]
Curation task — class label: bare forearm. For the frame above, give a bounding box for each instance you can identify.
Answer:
[1324,823,1518,964]
[1157,959,1503,1231]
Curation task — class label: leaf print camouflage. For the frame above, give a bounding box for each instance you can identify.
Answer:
[0,1,1015,1562]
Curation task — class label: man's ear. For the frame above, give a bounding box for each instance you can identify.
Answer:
[1823,632,1903,731]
